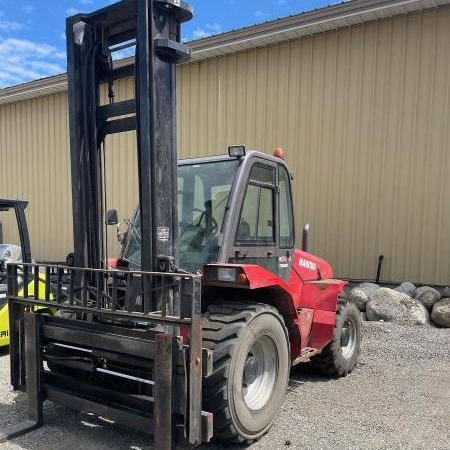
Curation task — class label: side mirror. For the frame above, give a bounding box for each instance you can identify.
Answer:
[106,209,119,225]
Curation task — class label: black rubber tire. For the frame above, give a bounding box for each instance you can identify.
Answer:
[202,301,290,444]
[311,300,361,377]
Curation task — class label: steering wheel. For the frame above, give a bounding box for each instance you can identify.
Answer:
[191,207,218,236]
[179,208,219,255]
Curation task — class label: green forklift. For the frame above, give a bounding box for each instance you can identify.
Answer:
[0,199,51,347]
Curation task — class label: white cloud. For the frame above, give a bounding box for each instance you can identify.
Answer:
[21,5,35,14]
[79,0,93,4]
[112,48,135,61]
[191,23,222,40]
[0,37,65,88]
[67,8,81,16]
[0,20,24,31]
[254,11,269,18]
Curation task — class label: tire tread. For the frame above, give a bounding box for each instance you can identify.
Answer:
[202,301,283,443]
[311,300,361,377]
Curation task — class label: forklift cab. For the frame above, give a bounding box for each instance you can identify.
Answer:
[0,199,32,346]
[220,149,295,282]
[0,199,31,277]
[120,148,295,281]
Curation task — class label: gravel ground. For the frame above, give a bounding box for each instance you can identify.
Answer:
[0,321,449,450]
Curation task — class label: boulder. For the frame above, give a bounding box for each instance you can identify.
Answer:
[441,287,450,299]
[414,286,441,311]
[366,288,429,325]
[393,282,416,297]
[348,283,380,311]
[431,298,450,327]
[348,289,368,311]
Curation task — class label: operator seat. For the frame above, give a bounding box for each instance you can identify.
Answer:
[237,219,251,241]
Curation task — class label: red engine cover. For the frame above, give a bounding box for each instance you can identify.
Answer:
[202,249,346,361]
[292,249,334,281]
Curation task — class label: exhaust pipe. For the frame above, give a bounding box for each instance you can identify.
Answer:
[302,224,310,252]
[376,254,384,284]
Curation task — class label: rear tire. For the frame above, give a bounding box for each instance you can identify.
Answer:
[311,300,361,377]
[202,301,290,444]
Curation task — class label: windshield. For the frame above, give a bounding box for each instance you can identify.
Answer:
[122,159,239,272]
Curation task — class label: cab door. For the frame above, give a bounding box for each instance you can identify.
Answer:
[226,158,295,282]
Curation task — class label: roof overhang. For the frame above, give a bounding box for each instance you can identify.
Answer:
[0,0,449,105]
[188,0,450,61]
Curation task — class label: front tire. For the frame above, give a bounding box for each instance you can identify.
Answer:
[311,300,361,377]
[202,301,290,444]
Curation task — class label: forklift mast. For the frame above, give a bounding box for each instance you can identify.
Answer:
[67,0,192,273]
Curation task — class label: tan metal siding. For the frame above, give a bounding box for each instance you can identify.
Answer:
[0,81,139,261]
[0,92,72,261]
[177,7,450,284]
[0,7,448,284]
[100,77,139,258]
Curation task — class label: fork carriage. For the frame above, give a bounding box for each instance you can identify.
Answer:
[5,262,211,448]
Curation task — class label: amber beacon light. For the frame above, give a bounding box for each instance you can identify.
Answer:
[273,147,284,159]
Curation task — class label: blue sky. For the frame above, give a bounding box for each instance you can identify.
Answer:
[0,0,340,88]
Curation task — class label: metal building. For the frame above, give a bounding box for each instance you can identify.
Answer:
[0,0,449,284]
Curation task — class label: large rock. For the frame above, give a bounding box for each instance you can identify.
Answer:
[349,282,380,311]
[366,288,429,325]
[393,282,416,297]
[414,286,441,311]
[431,298,450,327]
[441,287,450,298]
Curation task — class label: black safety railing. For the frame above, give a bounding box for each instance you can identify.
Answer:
[5,262,209,448]
[8,262,199,321]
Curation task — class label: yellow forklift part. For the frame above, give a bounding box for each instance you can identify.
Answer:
[0,274,53,347]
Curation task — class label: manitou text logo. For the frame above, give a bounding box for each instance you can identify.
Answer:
[299,258,317,271]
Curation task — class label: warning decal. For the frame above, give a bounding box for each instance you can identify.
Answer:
[157,227,170,242]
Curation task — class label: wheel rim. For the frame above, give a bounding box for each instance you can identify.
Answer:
[242,336,278,411]
[340,316,357,359]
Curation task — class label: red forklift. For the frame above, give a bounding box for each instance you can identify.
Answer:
[0,0,361,448]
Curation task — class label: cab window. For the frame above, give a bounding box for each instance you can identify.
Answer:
[278,165,294,248]
[237,164,275,244]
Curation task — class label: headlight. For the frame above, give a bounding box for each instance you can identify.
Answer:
[217,267,237,282]
[204,265,248,284]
